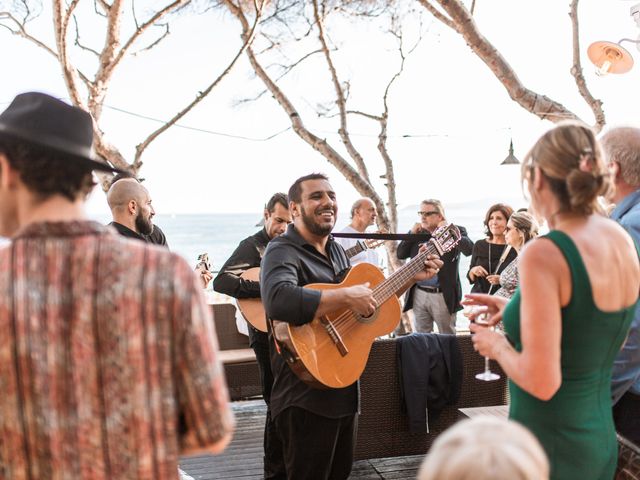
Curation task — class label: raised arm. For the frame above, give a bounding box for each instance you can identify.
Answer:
[457,225,474,256]
[213,238,261,298]
[397,226,426,260]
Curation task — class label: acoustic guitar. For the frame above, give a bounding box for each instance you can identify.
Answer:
[237,238,385,333]
[272,224,461,389]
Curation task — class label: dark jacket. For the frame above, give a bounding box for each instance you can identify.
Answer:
[397,333,463,433]
[212,228,269,299]
[109,221,169,248]
[396,225,473,314]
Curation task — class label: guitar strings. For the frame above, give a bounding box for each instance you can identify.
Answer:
[308,233,454,353]
[329,242,441,338]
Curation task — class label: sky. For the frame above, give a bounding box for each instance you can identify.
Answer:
[3,0,640,218]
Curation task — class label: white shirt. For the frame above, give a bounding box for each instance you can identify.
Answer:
[335,225,381,267]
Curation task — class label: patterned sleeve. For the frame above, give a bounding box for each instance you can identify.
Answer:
[495,259,518,299]
[174,259,235,449]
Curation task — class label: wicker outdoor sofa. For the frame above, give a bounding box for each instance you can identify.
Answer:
[210,303,262,400]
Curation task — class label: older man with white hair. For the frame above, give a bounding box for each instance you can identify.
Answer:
[335,197,381,266]
[602,126,640,445]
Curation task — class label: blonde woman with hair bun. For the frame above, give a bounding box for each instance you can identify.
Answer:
[418,417,549,480]
[463,121,640,480]
[494,211,539,299]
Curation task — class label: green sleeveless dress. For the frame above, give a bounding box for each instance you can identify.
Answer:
[503,231,636,480]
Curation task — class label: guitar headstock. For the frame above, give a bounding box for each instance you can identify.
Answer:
[363,230,388,250]
[363,238,385,250]
[429,224,461,256]
[196,253,211,273]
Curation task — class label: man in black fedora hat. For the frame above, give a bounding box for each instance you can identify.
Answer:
[0,92,233,479]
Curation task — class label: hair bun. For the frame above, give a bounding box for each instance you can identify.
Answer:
[565,169,608,213]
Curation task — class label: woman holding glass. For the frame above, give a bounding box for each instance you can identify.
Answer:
[494,211,539,299]
[467,204,518,294]
[465,122,640,480]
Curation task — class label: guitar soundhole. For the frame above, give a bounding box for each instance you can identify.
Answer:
[356,308,378,324]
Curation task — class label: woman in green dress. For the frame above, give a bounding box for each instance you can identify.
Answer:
[464,122,640,480]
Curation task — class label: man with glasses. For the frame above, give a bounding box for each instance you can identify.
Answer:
[397,199,473,333]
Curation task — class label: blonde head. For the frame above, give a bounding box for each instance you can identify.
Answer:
[418,417,549,480]
[510,211,539,244]
[521,121,611,216]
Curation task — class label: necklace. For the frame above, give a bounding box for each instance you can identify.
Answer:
[488,242,493,275]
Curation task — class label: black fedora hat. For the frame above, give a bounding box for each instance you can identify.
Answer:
[0,92,124,173]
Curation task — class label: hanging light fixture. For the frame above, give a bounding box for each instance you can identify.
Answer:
[587,40,635,75]
[587,3,640,75]
[501,139,519,165]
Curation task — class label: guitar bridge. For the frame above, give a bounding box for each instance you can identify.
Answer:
[321,317,349,357]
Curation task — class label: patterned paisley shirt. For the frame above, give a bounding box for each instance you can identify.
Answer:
[0,221,233,480]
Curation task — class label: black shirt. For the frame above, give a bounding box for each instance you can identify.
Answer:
[212,228,270,299]
[109,221,147,242]
[109,221,169,248]
[467,239,517,294]
[260,224,357,420]
[146,226,168,247]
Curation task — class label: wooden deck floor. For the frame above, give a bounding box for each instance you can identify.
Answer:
[179,401,424,479]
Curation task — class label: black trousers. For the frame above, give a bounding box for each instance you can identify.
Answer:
[249,327,285,479]
[613,390,640,445]
[274,407,357,480]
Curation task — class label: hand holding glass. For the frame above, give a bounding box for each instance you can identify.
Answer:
[472,310,500,382]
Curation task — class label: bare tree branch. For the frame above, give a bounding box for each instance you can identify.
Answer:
[416,0,455,30]
[569,0,605,132]
[346,110,383,122]
[131,0,140,30]
[426,0,581,124]
[222,0,393,233]
[132,23,170,55]
[272,48,324,81]
[94,0,108,17]
[90,0,190,120]
[0,11,58,57]
[313,0,371,183]
[72,13,101,57]
[52,0,87,109]
[132,0,263,169]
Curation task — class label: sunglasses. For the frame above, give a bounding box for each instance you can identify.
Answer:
[418,211,439,217]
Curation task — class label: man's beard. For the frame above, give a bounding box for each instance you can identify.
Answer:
[135,211,154,236]
[301,205,334,236]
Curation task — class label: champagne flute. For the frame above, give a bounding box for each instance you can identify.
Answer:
[474,312,500,382]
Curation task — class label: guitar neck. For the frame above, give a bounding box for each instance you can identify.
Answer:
[345,241,366,259]
[372,242,440,303]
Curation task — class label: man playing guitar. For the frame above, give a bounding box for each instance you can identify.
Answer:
[260,173,443,480]
[212,192,291,479]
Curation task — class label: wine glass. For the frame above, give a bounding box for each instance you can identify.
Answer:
[474,312,500,382]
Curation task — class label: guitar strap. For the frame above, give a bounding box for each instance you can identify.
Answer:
[332,232,432,241]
